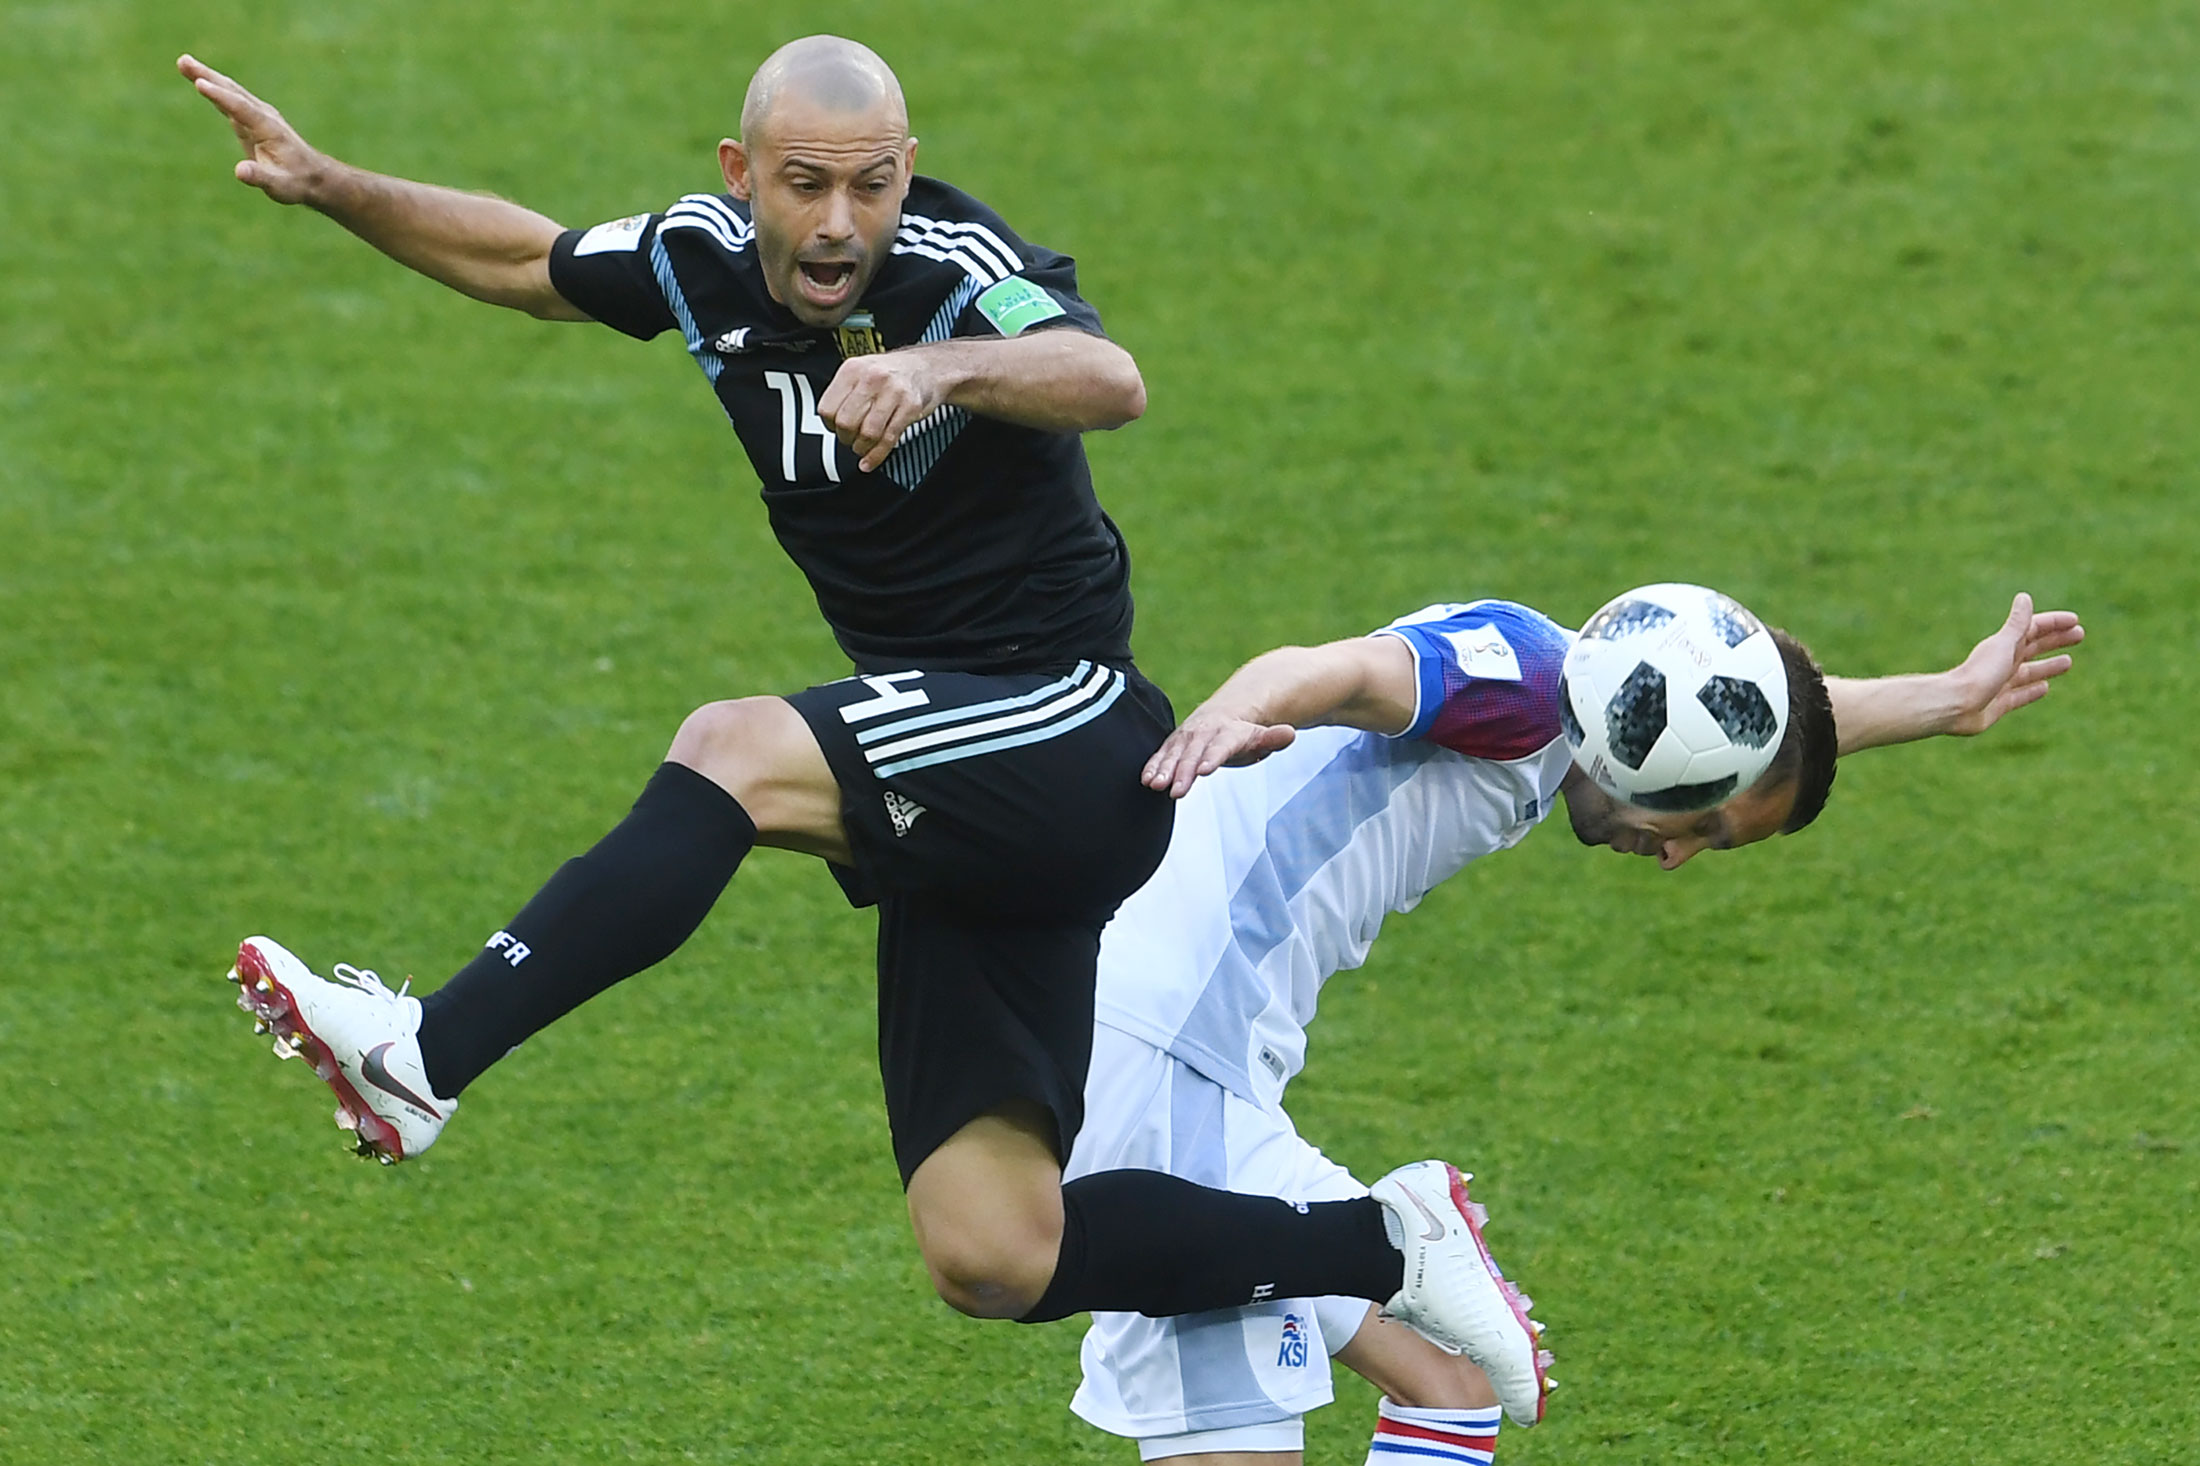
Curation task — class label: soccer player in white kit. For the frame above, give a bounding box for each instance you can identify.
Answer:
[1066,592,2081,1465]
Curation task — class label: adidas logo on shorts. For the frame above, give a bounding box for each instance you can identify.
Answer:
[883,790,926,836]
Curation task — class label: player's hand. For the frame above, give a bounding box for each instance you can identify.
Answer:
[178,55,326,206]
[1142,713,1298,798]
[1942,592,2084,736]
[819,349,949,474]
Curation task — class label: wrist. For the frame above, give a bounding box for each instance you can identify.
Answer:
[1899,670,1973,742]
[297,152,349,213]
[1190,699,1266,731]
[1922,667,1979,736]
[905,339,978,400]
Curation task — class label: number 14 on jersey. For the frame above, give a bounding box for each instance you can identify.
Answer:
[763,371,841,484]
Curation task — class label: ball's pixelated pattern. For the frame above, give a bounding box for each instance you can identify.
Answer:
[1703,592,1763,650]
[1629,773,1739,812]
[1559,583,1790,812]
[1605,662,1667,769]
[1696,674,1779,748]
[1580,598,1674,643]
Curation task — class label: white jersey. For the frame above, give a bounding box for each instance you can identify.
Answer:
[1093,601,1575,1110]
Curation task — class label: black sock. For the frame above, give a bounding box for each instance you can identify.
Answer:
[415,763,757,1097]
[1019,1170,1403,1322]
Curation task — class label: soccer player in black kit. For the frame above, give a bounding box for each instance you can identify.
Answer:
[180,37,1551,1416]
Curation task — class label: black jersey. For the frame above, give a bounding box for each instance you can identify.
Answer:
[548,176,1137,674]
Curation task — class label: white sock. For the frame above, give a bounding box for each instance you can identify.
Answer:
[1364,1397,1502,1466]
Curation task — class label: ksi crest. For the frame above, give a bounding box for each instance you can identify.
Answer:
[1276,1313,1308,1368]
[835,311,884,358]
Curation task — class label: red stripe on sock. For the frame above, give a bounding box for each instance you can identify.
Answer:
[1376,1418,1499,1450]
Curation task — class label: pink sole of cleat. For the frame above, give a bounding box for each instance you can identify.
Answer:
[232,942,404,1164]
[1445,1164,1550,1423]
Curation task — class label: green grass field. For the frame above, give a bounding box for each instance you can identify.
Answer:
[4,2,2195,1461]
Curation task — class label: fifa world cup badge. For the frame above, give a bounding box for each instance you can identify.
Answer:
[835,311,884,358]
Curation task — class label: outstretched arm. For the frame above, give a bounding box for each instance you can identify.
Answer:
[1141,637,1416,797]
[1829,593,2083,756]
[178,55,586,320]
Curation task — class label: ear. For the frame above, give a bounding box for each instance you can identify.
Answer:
[720,138,751,199]
[901,136,920,194]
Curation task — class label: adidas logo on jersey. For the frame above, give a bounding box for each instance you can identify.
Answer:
[883,790,926,837]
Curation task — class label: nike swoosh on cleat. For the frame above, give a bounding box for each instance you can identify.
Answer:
[361,1042,442,1119]
[1401,1188,1449,1242]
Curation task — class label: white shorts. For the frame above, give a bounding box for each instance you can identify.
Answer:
[1066,1024,1374,1458]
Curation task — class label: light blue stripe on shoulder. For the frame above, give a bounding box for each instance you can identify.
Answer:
[650,237,723,386]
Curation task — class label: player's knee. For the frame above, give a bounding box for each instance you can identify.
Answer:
[667,698,798,804]
[908,1183,1063,1319]
[917,1224,1060,1320]
[906,1105,1068,1319]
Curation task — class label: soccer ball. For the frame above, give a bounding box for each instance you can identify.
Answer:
[1559,583,1788,812]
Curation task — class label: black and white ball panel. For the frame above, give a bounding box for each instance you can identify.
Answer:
[1580,597,1676,643]
[1605,662,1668,771]
[1696,674,1779,749]
[1558,582,1791,813]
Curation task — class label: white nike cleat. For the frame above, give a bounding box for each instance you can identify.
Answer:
[227,936,455,1164]
[1370,1160,1551,1427]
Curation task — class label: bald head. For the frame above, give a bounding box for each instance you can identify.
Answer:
[720,36,918,325]
[741,35,908,145]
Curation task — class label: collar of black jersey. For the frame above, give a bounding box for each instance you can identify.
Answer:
[706,320,826,356]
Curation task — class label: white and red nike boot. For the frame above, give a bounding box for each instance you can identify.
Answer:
[1369,1160,1552,1427]
[228,936,455,1164]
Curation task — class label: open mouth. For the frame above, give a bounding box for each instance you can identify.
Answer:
[797,259,858,301]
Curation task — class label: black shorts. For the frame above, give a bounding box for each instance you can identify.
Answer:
[785,661,1176,1182]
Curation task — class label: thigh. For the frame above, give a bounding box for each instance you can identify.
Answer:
[1076,1294,1335,1452]
[875,893,1105,1183]
[1065,1024,1178,1182]
[904,1102,1063,1246]
[1220,1088,1367,1208]
[1071,1049,1351,1445]
[664,695,849,861]
[786,662,1175,918]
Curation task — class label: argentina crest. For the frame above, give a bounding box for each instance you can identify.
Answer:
[835,310,884,358]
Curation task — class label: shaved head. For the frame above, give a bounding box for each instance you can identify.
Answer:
[721,35,918,325]
[741,34,908,145]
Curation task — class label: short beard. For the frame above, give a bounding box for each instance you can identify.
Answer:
[1562,778,1620,847]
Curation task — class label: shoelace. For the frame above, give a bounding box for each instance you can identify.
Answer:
[332,962,412,1000]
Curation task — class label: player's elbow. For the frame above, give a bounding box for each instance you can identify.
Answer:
[1093,357,1146,430]
[921,1237,1058,1320]
[1068,334,1143,430]
[449,273,585,321]
[499,253,590,321]
[520,291,592,323]
[1116,368,1148,425]
[511,273,591,322]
